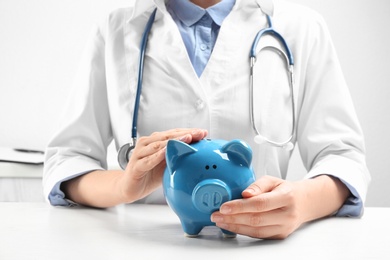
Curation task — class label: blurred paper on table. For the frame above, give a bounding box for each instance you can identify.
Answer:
[0,148,44,165]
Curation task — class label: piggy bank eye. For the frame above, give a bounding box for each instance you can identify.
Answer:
[212,165,217,169]
[205,165,210,170]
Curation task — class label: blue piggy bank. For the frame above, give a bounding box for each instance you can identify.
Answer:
[163,139,255,237]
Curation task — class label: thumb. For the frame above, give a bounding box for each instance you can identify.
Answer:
[242,176,280,198]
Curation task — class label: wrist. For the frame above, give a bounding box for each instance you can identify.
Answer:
[299,175,350,223]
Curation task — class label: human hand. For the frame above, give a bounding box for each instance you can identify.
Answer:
[120,128,208,203]
[211,176,305,239]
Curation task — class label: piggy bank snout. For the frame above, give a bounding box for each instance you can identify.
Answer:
[192,179,232,214]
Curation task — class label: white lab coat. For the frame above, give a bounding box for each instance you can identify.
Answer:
[43,0,370,214]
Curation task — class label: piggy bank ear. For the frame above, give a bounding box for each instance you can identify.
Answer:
[166,140,197,173]
[221,139,252,167]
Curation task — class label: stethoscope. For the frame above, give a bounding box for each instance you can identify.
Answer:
[118,7,295,170]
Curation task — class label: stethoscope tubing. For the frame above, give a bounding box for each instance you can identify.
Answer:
[132,8,158,139]
[117,8,157,170]
[250,15,294,66]
[249,15,295,150]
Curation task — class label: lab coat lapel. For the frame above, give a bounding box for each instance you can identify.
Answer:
[130,0,166,20]
[125,4,202,95]
[144,8,205,93]
[199,0,266,96]
[125,7,210,133]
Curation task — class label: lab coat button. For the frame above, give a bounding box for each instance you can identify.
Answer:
[196,100,204,110]
[200,44,207,51]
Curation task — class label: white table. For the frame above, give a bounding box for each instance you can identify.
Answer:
[0,163,44,202]
[0,203,388,260]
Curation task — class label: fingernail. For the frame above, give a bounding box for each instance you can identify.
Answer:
[211,215,223,222]
[220,205,231,214]
[191,129,201,135]
[245,188,255,195]
[217,223,229,230]
[179,135,188,141]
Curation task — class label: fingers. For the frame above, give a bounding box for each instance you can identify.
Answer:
[140,128,207,147]
[214,178,291,221]
[212,206,300,239]
[134,129,207,158]
[215,221,292,240]
[121,128,208,203]
[216,185,292,221]
[128,128,208,173]
[242,175,282,198]
[212,208,285,228]
[129,145,167,176]
[210,177,303,239]
[181,128,208,143]
[220,176,287,214]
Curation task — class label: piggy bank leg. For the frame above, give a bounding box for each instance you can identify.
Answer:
[181,222,203,237]
[221,229,237,238]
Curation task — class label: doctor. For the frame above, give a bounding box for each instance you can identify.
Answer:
[43,0,370,239]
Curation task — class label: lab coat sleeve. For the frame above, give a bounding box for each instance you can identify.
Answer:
[43,22,112,206]
[296,14,371,217]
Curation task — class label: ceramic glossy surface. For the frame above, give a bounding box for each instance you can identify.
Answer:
[163,139,255,236]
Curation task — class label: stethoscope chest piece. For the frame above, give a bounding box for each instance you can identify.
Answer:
[117,139,136,170]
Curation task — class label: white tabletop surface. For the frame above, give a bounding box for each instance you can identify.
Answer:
[0,163,44,202]
[0,162,42,178]
[0,203,388,260]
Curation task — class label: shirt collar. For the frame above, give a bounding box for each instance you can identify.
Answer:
[167,0,236,27]
[207,0,236,25]
[129,0,262,22]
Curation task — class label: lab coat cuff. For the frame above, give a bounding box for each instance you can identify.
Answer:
[48,171,93,207]
[44,157,104,206]
[304,155,370,217]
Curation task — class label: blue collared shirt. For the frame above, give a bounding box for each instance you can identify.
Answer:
[166,0,235,77]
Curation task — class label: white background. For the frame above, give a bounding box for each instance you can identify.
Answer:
[0,0,389,207]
